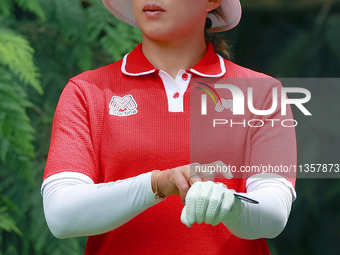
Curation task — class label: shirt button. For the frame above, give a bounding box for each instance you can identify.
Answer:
[182,73,189,81]
[173,92,180,99]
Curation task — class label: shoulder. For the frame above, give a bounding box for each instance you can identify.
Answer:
[68,59,124,90]
[222,59,275,79]
[55,59,125,109]
[219,59,283,106]
[221,59,282,94]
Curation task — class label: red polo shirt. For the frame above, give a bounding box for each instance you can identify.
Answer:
[44,43,296,255]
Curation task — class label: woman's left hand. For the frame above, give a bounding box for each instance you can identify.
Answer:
[180,181,235,227]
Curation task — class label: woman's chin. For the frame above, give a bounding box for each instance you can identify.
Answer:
[141,28,178,42]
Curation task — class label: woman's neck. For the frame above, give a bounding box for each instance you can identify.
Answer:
[141,35,207,79]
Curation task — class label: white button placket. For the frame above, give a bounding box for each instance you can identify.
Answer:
[158,70,191,112]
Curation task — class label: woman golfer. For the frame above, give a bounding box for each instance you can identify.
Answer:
[42,0,297,254]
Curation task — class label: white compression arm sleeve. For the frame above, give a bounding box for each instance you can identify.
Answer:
[223,175,296,240]
[41,172,160,239]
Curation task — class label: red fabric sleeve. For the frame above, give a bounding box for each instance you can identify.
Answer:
[243,81,297,187]
[43,81,99,182]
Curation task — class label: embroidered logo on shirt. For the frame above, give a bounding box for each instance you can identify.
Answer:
[109,95,138,116]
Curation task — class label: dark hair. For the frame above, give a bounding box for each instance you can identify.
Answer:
[205,6,232,59]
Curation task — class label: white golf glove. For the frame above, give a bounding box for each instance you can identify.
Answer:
[181,181,239,227]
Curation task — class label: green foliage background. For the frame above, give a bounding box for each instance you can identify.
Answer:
[0,0,339,254]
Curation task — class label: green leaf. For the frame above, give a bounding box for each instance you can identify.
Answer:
[0,67,35,161]
[72,43,92,71]
[87,0,142,61]
[0,28,43,94]
[87,0,117,42]
[101,22,142,61]
[56,0,87,43]
[0,207,22,235]
[14,0,46,21]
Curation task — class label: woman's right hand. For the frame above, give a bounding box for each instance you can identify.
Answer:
[151,165,202,204]
[152,161,232,204]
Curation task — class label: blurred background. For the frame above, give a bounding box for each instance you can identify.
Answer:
[0,0,339,254]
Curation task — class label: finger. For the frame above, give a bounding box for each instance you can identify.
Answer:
[195,182,214,224]
[189,163,203,185]
[210,161,233,180]
[204,183,224,224]
[188,174,203,186]
[185,182,201,226]
[167,166,191,203]
[218,161,233,179]
[174,175,190,204]
[196,162,216,180]
[212,188,235,226]
[180,207,193,228]
[202,177,214,182]
[196,162,224,180]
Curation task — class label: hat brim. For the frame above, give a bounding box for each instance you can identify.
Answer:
[102,0,241,33]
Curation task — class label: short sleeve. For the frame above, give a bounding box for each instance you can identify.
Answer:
[244,81,297,187]
[43,81,99,182]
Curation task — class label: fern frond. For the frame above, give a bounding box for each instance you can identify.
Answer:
[0,67,35,163]
[13,0,45,21]
[87,0,142,61]
[53,0,93,70]
[101,22,142,61]
[0,207,22,235]
[87,0,117,42]
[0,195,23,235]
[56,0,88,43]
[73,43,92,71]
[0,28,43,94]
